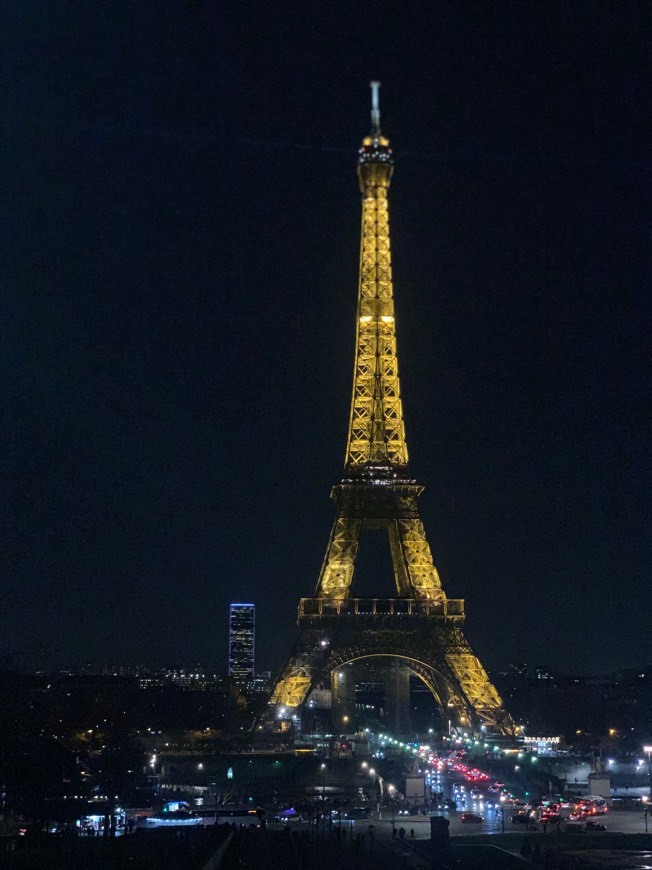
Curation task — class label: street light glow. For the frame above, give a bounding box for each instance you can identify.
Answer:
[644,746,652,799]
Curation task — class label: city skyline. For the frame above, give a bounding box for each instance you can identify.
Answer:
[4,5,649,676]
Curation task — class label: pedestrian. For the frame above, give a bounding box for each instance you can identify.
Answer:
[399,826,405,839]
[410,828,415,839]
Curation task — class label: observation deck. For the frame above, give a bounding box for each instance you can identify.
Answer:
[298,597,465,621]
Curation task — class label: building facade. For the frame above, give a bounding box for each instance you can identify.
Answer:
[228,603,255,684]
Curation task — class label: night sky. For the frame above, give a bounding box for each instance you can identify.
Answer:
[4,3,650,677]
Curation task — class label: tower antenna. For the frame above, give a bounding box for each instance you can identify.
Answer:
[370,80,381,133]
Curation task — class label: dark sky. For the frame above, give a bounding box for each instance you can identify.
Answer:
[3,2,650,677]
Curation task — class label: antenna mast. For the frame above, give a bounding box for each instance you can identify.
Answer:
[370,80,381,133]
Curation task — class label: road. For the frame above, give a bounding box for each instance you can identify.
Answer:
[270,806,649,840]
[270,757,650,841]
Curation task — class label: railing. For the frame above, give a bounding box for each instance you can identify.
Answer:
[298,597,465,619]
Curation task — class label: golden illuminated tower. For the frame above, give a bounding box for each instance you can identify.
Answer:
[264,83,512,735]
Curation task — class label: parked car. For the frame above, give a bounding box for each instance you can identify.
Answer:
[460,812,483,824]
[585,821,607,831]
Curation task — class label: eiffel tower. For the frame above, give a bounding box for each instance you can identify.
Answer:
[264,83,512,735]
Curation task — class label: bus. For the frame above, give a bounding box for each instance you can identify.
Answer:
[213,808,261,827]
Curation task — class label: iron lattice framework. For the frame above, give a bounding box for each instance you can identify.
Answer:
[265,84,512,734]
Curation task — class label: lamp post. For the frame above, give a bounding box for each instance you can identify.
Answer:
[643,746,652,800]
[320,763,326,837]
[210,782,217,825]
[642,796,648,834]
[388,784,396,838]
[499,795,506,834]
[369,767,383,811]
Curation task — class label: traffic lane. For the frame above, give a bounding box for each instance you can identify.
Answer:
[344,811,506,840]
[270,808,649,839]
[375,808,646,838]
[446,808,650,837]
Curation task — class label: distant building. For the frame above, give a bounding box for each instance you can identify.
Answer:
[523,735,562,755]
[243,670,271,695]
[228,603,255,684]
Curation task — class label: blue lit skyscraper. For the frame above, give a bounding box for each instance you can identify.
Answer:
[228,603,255,684]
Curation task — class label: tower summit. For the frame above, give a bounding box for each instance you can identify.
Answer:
[347,81,407,476]
[263,85,512,735]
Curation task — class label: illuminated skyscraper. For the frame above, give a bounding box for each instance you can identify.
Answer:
[228,603,255,684]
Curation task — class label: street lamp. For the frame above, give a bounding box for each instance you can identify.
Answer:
[320,763,327,836]
[499,795,506,834]
[643,746,652,799]
[642,795,648,834]
[210,782,218,825]
[368,768,383,810]
[388,784,396,837]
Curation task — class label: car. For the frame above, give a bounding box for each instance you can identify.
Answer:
[274,810,303,823]
[585,821,607,831]
[510,813,532,824]
[460,812,483,823]
[344,807,371,820]
[540,813,562,824]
